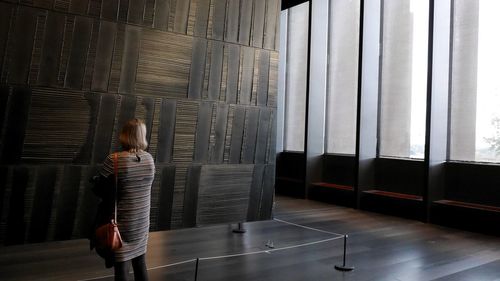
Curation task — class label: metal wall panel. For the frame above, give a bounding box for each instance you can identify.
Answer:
[157,99,177,163]
[101,0,119,20]
[207,41,224,101]
[239,47,255,105]
[92,94,118,163]
[27,166,58,243]
[182,165,201,227]
[154,0,171,31]
[241,107,259,164]
[238,0,253,45]
[157,165,176,230]
[135,29,192,98]
[225,0,239,43]
[53,165,81,240]
[0,87,32,164]
[91,21,117,92]
[194,102,213,163]
[254,108,271,164]
[69,0,88,14]
[211,0,226,40]
[194,0,210,37]
[264,0,279,50]
[251,0,265,48]
[118,25,141,94]
[4,167,30,245]
[38,12,65,87]
[65,16,92,89]
[0,3,13,82]
[128,0,146,25]
[196,164,254,225]
[209,103,228,164]
[188,38,207,99]
[225,44,240,104]
[257,50,270,106]
[173,0,190,34]
[247,164,264,221]
[229,106,246,164]
[8,7,38,85]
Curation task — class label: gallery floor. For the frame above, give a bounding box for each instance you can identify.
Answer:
[1,195,500,281]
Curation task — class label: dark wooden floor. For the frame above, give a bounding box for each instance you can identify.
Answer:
[1,195,500,281]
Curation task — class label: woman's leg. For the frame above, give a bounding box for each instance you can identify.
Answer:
[131,254,149,281]
[114,261,130,281]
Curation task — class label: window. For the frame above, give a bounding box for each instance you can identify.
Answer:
[450,0,500,162]
[325,0,361,155]
[283,2,309,152]
[378,0,429,159]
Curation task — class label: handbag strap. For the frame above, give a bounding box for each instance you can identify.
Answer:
[113,152,119,223]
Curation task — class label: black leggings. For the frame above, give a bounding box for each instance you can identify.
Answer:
[114,254,149,281]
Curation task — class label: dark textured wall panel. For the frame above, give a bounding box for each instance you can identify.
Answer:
[196,164,254,225]
[65,16,92,89]
[69,0,89,14]
[207,41,224,101]
[118,0,129,22]
[157,99,177,163]
[22,89,92,164]
[73,92,100,164]
[194,102,213,163]
[154,0,171,31]
[128,0,146,25]
[238,0,253,45]
[209,103,228,164]
[264,0,279,50]
[72,166,99,238]
[260,164,275,219]
[135,29,192,98]
[7,7,38,84]
[251,0,265,48]
[0,3,14,82]
[225,0,239,43]
[173,0,190,34]
[118,25,141,94]
[102,0,119,20]
[157,165,176,230]
[111,95,137,151]
[225,44,240,104]
[267,109,277,164]
[229,106,246,164]
[268,51,279,107]
[92,21,117,92]
[172,101,198,164]
[0,87,32,164]
[182,165,201,227]
[255,108,271,164]
[239,47,255,105]
[194,0,210,37]
[38,11,65,87]
[210,0,226,40]
[257,50,270,106]
[241,107,259,164]
[247,164,264,221]
[53,165,81,240]
[188,38,207,100]
[92,94,118,163]
[27,166,57,243]
[4,167,30,245]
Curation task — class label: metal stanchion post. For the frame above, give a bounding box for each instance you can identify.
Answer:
[232,222,246,233]
[334,235,354,271]
[194,258,199,281]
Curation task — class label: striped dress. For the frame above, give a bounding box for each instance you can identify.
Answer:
[100,150,155,262]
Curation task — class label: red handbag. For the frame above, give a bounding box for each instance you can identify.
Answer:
[95,153,123,251]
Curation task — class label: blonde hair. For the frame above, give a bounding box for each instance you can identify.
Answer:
[119,118,148,152]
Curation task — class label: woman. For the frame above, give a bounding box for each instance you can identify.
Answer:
[98,118,155,281]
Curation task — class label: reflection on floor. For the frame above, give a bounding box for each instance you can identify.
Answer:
[1,195,500,281]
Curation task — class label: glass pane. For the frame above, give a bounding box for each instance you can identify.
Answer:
[379,0,429,159]
[284,2,309,152]
[325,0,361,155]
